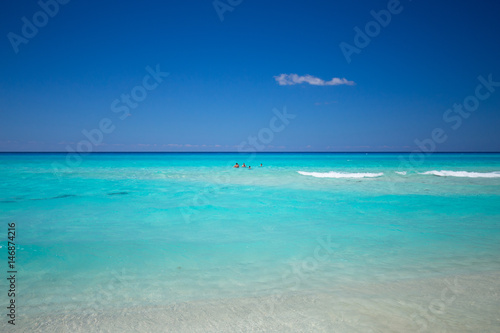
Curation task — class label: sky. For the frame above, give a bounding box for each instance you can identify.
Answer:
[1,0,499,152]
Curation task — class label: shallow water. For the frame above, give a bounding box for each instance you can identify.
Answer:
[1,153,499,331]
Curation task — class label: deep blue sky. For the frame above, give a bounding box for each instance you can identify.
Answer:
[1,0,499,152]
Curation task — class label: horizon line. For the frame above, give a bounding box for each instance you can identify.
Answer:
[1,151,500,154]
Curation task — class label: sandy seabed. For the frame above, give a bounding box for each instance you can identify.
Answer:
[5,271,500,333]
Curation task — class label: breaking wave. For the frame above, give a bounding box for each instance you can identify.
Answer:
[297,171,384,178]
[420,170,500,178]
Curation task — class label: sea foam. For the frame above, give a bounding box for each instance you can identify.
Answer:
[297,171,384,178]
[420,170,500,178]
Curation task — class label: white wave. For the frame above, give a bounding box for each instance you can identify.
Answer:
[395,171,407,175]
[420,170,500,178]
[297,171,384,178]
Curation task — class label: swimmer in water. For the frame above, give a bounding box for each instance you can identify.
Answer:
[234,163,239,168]
[242,163,246,167]
[260,163,263,167]
[248,166,251,169]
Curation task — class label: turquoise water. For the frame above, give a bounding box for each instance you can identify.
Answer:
[1,153,500,331]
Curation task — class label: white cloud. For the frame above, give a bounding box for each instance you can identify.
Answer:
[274,74,355,86]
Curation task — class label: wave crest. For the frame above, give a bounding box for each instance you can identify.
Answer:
[420,170,500,178]
[297,171,384,179]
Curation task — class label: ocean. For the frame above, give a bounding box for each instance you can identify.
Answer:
[1,152,499,332]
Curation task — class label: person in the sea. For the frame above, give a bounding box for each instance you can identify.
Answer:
[248,166,251,169]
[234,163,239,168]
[260,163,263,167]
[242,163,246,167]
